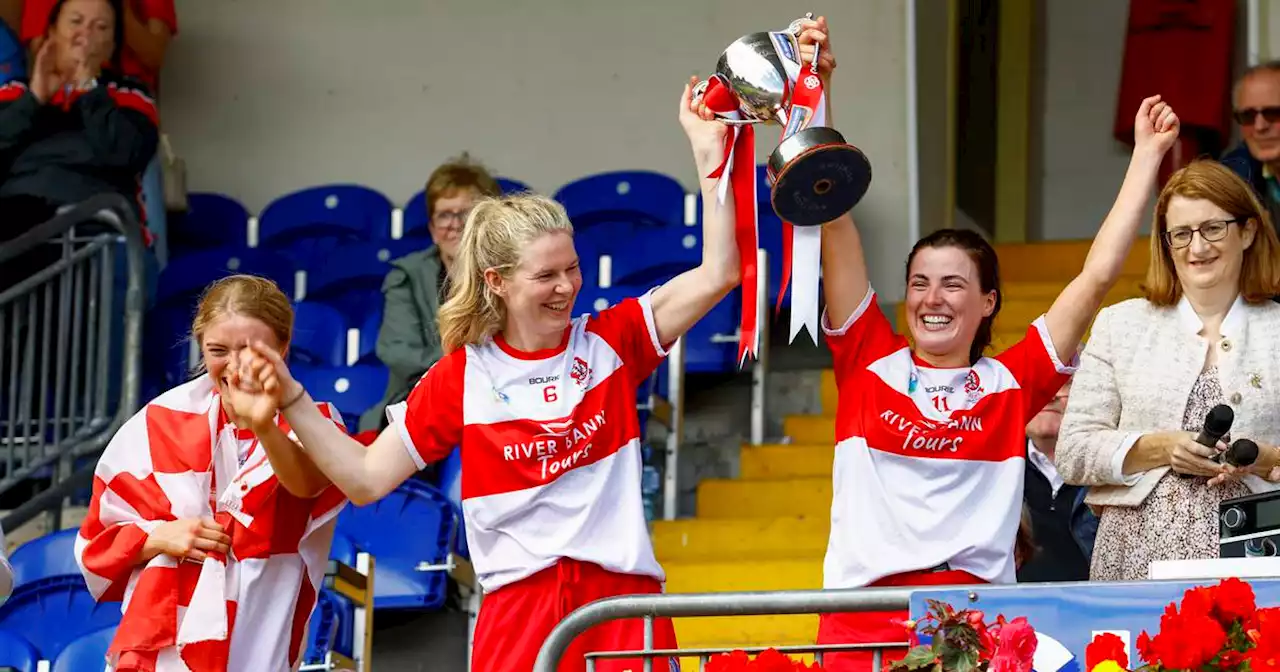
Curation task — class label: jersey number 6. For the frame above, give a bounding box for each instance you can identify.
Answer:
[544,386,558,403]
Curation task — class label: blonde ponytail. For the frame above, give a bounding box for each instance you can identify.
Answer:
[437,194,575,353]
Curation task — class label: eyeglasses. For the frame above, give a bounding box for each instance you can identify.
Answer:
[1164,219,1242,249]
[1234,107,1280,126]
[430,210,471,232]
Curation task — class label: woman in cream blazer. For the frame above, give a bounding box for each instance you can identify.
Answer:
[1057,160,1280,581]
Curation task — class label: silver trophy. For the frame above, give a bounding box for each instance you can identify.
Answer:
[694,14,871,226]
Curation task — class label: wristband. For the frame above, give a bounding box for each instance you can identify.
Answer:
[282,386,307,411]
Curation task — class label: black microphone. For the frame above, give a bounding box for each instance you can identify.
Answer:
[1219,438,1259,467]
[1180,404,1234,477]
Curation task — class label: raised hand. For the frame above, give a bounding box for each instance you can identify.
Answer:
[795,15,836,79]
[30,40,64,103]
[1134,94,1180,157]
[679,76,728,174]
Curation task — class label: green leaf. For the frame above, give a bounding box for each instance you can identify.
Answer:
[900,645,939,670]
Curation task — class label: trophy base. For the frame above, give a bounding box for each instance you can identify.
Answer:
[768,127,872,227]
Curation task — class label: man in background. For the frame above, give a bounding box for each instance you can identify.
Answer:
[1222,61,1280,230]
[359,153,501,432]
[1019,376,1097,583]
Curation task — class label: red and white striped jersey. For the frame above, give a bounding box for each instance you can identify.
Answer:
[823,289,1075,589]
[75,376,349,672]
[388,291,668,592]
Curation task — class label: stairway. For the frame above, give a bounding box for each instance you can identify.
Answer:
[650,239,1149,659]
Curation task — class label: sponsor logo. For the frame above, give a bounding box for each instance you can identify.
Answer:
[502,410,609,480]
[529,375,560,385]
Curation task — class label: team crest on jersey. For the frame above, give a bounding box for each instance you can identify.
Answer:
[570,357,592,389]
[963,369,985,404]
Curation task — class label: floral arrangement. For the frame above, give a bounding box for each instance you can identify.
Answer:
[887,600,1038,672]
[705,648,824,671]
[1085,578,1276,672]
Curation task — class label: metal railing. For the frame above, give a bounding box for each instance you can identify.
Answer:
[532,586,915,672]
[0,194,147,532]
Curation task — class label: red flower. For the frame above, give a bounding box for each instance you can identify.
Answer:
[989,617,1037,672]
[751,649,802,672]
[1211,577,1257,625]
[1150,601,1227,670]
[706,650,751,672]
[1135,631,1157,665]
[1086,632,1129,671]
[1217,649,1245,670]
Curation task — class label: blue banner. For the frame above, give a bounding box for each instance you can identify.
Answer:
[909,580,1280,672]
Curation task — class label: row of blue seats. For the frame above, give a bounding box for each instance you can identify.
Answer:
[0,455,465,670]
[174,166,793,306]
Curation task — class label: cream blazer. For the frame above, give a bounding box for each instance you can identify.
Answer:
[1056,296,1280,507]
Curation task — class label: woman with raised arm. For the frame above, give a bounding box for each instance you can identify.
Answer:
[797,17,1180,672]
[230,81,740,672]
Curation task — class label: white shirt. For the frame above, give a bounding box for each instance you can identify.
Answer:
[1027,440,1065,498]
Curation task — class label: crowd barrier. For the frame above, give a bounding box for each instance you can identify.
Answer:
[532,577,1280,672]
[0,194,146,532]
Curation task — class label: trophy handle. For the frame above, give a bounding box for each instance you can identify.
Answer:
[787,12,821,75]
[691,77,769,126]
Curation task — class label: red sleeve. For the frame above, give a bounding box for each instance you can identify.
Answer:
[136,0,178,34]
[821,289,907,387]
[19,0,55,43]
[389,350,465,470]
[586,291,668,387]
[994,316,1078,423]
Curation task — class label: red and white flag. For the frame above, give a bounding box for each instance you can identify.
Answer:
[75,376,349,672]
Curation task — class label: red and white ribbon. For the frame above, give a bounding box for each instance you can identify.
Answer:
[701,76,761,366]
[778,68,827,346]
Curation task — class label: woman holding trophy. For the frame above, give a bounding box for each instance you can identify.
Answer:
[214,80,744,672]
[796,17,1181,672]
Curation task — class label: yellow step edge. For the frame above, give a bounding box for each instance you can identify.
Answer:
[781,415,836,445]
[665,558,824,649]
[696,477,832,519]
[740,444,835,479]
[653,515,829,563]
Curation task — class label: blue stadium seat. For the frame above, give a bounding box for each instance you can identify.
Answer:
[334,479,454,610]
[291,364,389,433]
[0,629,41,672]
[554,170,686,230]
[353,305,382,365]
[173,193,251,255]
[400,176,533,241]
[434,447,468,559]
[153,247,298,310]
[258,185,392,266]
[291,303,348,367]
[303,240,420,319]
[303,589,354,663]
[0,576,122,660]
[51,626,114,672]
[142,303,200,396]
[9,529,80,588]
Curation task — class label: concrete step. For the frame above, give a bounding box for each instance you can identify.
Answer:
[696,477,831,519]
[740,444,835,479]
[782,415,837,445]
[665,558,823,649]
[653,515,829,563]
[994,239,1148,282]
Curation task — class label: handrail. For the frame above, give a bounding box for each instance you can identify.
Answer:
[531,586,915,672]
[0,193,146,533]
[531,577,1222,672]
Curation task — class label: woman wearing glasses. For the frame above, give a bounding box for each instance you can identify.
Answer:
[1057,160,1280,581]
